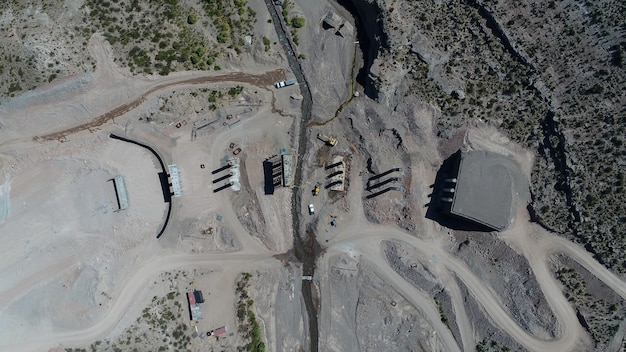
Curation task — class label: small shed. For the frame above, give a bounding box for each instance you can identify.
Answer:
[210,326,228,336]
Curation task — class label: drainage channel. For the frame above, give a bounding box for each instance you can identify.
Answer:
[262,1,318,351]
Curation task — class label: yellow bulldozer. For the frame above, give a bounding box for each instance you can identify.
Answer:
[313,184,320,196]
[317,133,337,147]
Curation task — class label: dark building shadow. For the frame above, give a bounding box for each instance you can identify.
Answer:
[263,160,275,195]
[425,150,493,232]
[158,172,172,203]
[108,179,122,210]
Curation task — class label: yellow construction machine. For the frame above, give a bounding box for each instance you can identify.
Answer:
[317,133,337,147]
[313,184,320,196]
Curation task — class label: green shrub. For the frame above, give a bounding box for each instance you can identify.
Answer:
[187,13,198,24]
[217,31,229,43]
[291,16,305,28]
[262,36,270,51]
[228,85,243,96]
[250,325,261,339]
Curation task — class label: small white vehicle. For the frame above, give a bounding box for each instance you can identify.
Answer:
[308,204,315,215]
[275,79,296,89]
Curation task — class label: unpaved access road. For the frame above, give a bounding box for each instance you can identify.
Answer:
[33,69,285,143]
[0,35,285,145]
[1,253,279,352]
[0,31,296,351]
[323,213,626,351]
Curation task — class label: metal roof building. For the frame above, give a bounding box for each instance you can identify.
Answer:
[281,152,295,188]
[112,175,129,210]
[444,150,520,231]
[187,292,202,321]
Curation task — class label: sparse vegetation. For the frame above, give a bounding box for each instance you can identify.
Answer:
[67,271,191,351]
[475,338,510,352]
[381,0,626,276]
[78,0,260,76]
[236,272,265,352]
[228,85,244,97]
[291,16,305,28]
[262,36,271,52]
[435,300,449,327]
[555,262,626,348]
[0,2,94,98]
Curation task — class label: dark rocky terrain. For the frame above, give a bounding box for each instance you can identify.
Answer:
[356,0,626,275]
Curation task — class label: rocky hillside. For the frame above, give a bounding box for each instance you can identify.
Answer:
[350,0,626,273]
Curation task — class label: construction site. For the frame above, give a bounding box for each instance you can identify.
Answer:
[0,0,625,352]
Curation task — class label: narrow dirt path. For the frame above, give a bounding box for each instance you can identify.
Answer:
[33,69,284,142]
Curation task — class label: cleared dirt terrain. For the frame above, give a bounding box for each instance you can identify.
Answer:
[0,0,625,351]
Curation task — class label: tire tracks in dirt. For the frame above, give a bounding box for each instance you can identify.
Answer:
[33,69,285,143]
[326,219,626,351]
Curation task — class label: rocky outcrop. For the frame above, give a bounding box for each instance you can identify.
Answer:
[410,32,446,66]
[464,0,535,72]
[336,0,389,100]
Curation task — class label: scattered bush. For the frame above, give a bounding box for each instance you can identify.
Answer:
[228,85,243,96]
[262,36,271,51]
[187,12,198,24]
[291,16,305,28]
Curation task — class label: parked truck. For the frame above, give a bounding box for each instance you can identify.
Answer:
[275,78,297,88]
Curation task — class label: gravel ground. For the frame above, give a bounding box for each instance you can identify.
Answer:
[451,231,558,339]
[456,275,524,351]
[383,240,462,346]
[355,262,444,351]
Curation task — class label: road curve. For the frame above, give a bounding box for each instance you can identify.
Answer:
[326,220,622,352]
[540,235,626,299]
[3,253,278,352]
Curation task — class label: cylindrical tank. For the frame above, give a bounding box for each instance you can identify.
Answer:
[443,188,455,193]
[445,178,457,183]
[441,197,453,202]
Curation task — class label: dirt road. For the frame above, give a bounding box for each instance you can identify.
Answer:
[3,17,626,352]
[0,30,296,351]
[322,207,626,351]
[1,253,279,352]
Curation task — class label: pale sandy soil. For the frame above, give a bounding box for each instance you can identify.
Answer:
[0,26,303,352]
[2,1,626,352]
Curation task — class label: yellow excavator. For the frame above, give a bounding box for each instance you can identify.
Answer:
[313,184,320,196]
[317,133,337,147]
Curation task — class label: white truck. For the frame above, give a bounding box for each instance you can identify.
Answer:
[275,78,297,88]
